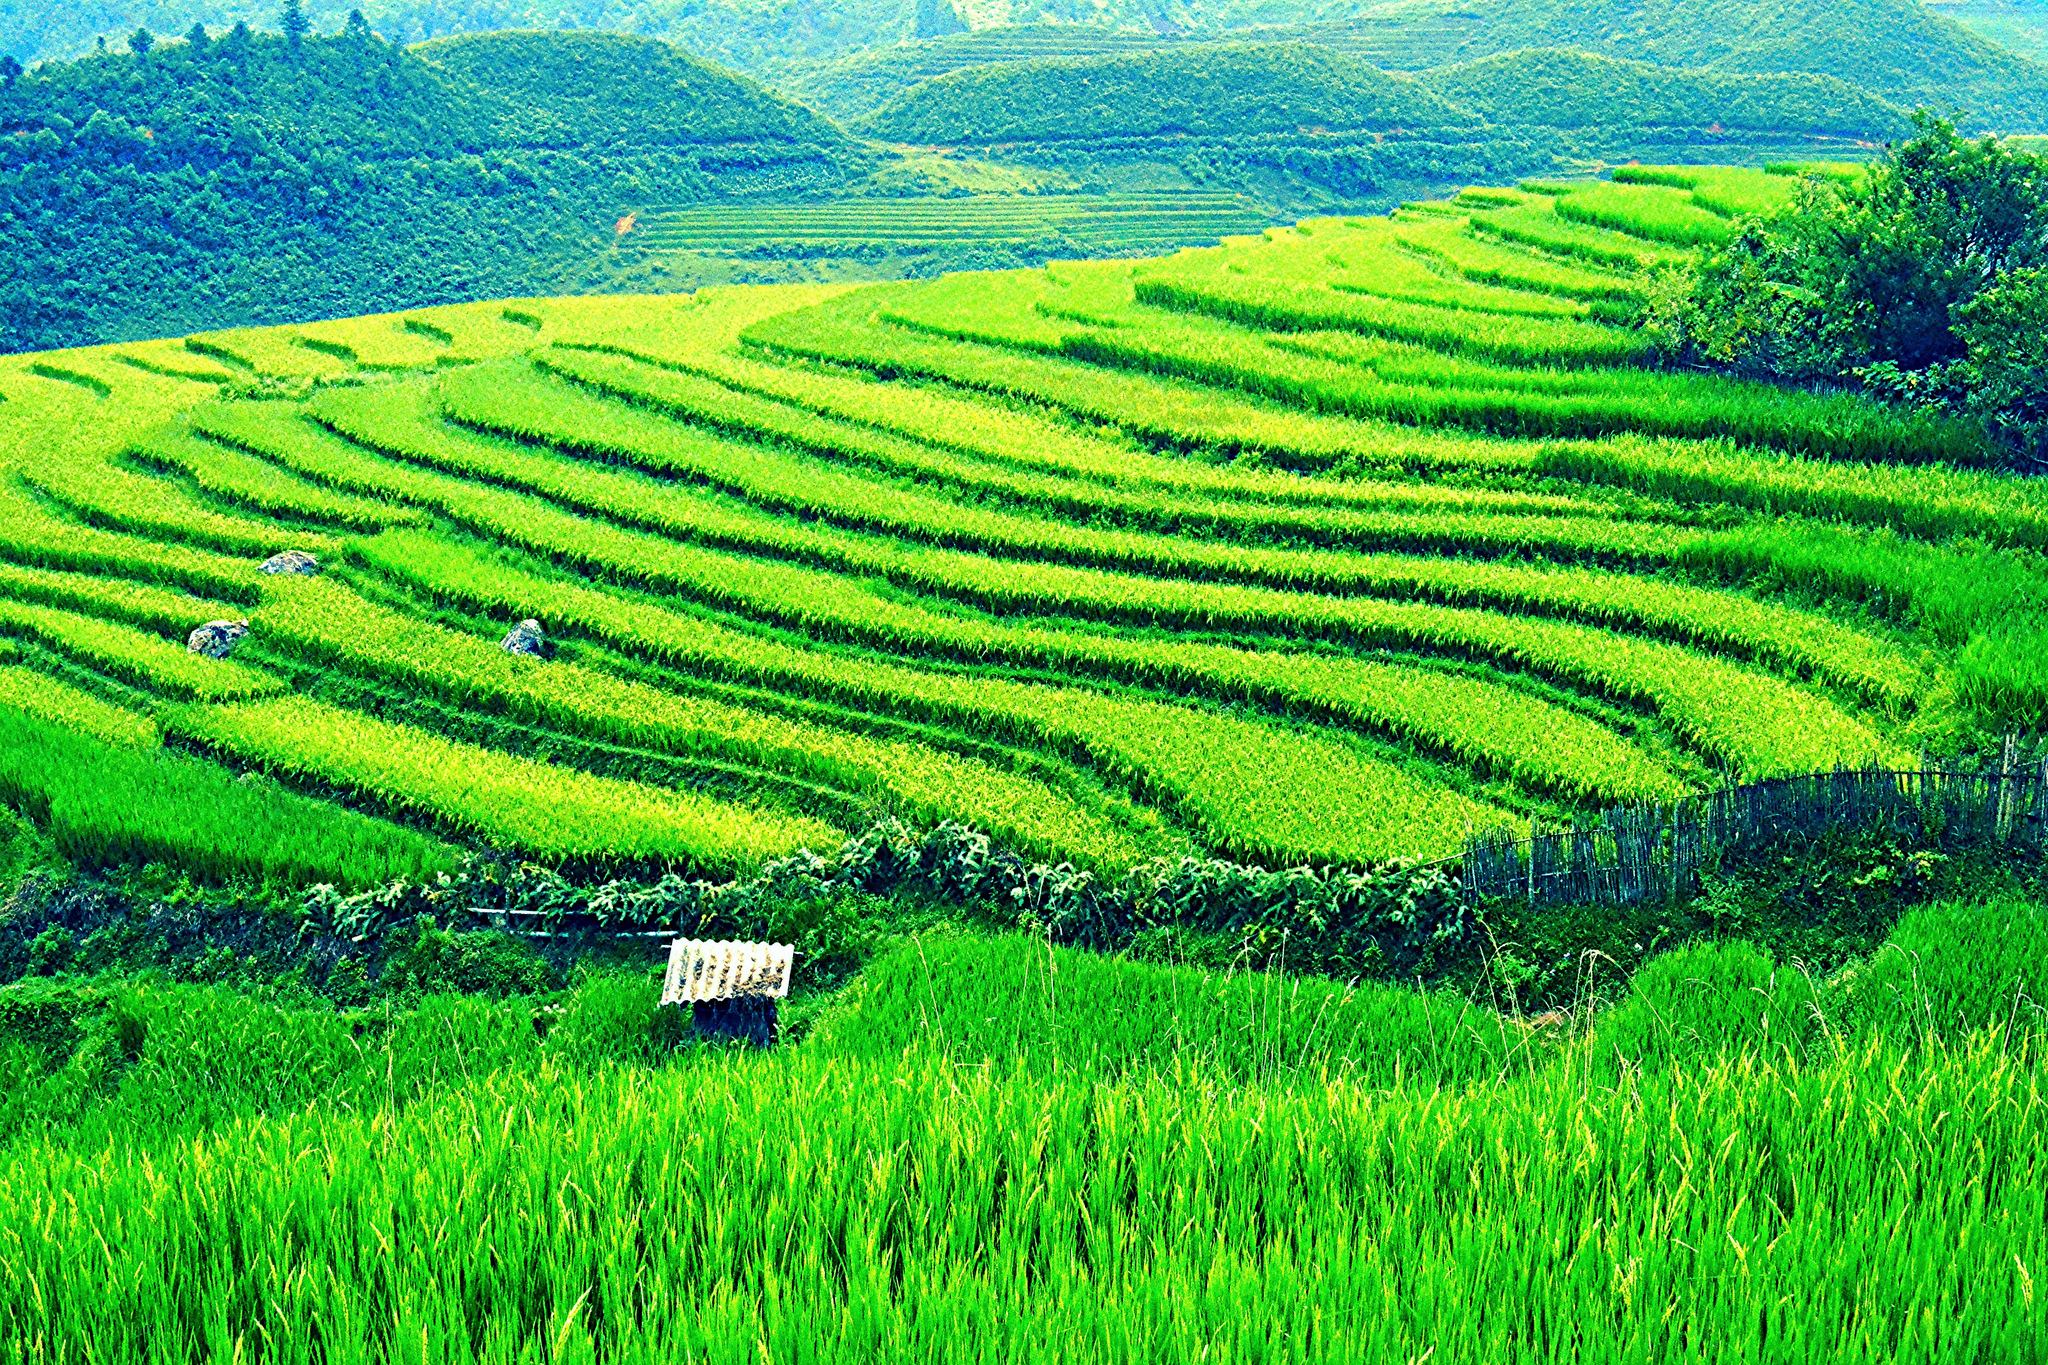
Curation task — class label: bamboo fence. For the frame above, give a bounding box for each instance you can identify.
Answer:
[1461,738,2048,908]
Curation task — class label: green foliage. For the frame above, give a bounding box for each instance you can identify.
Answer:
[1673,117,2047,462]
[1831,896,2048,1042]
[166,694,841,873]
[814,932,1534,1086]
[376,915,555,999]
[1384,0,2048,129]
[0,702,454,886]
[0,935,2045,1357]
[1587,939,1822,1072]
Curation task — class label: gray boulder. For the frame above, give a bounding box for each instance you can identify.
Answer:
[259,550,321,576]
[500,619,547,656]
[188,619,250,658]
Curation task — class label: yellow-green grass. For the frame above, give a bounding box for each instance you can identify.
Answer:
[0,597,279,702]
[168,694,840,872]
[210,401,1830,786]
[352,532,1509,864]
[253,573,1159,870]
[0,666,158,748]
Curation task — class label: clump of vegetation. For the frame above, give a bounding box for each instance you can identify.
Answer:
[1665,116,2048,465]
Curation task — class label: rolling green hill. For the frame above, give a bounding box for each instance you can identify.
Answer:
[860,42,1479,146]
[0,27,862,352]
[1420,48,1915,139]
[1380,0,2048,130]
[1933,0,2048,64]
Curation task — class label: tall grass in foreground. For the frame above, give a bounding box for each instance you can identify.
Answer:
[0,1030,2039,1362]
[3,906,2045,1360]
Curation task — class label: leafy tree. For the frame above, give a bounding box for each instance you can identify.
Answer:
[1672,114,2047,463]
[1953,270,2048,465]
[280,0,310,49]
[127,28,153,59]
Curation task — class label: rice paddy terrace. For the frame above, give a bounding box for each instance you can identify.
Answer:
[2,164,2041,890]
[627,192,1272,255]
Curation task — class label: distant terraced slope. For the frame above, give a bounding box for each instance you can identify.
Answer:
[4,168,2039,889]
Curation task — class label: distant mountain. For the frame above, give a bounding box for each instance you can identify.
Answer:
[1928,1,2048,66]
[860,42,1478,145]
[0,29,862,351]
[1420,49,1915,140]
[1375,0,2048,130]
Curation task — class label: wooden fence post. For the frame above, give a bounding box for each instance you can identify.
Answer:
[1526,814,1537,907]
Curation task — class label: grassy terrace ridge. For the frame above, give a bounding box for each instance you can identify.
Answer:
[0,165,2042,885]
[626,192,1275,251]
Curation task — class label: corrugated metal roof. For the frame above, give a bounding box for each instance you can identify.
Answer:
[661,939,794,1005]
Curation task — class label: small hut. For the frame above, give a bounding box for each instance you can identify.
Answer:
[661,939,793,1046]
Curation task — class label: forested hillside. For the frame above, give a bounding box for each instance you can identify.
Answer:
[0,27,860,352]
[853,41,1913,205]
[1419,49,1914,139]
[860,44,1476,145]
[1380,0,2048,130]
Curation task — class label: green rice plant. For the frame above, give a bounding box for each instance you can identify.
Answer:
[110,337,241,383]
[182,328,354,380]
[0,596,281,701]
[254,574,1158,869]
[335,372,1681,581]
[1220,220,1595,319]
[871,273,1983,461]
[1829,898,2048,1045]
[1392,218,1646,302]
[167,695,839,873]
[0,488,259,601]
[129,427,424,530]
[0,1025,2039,1360]
[1550,180,1734,247]
[817,934,1540,1086]
[1610,165,1800,219]
[352,533,1507,864]
[215,399,1889,782]
[0,559,243,636]
[1282,331,1985,463]
[0,666,157,748]
[23,456,331,558]
[741,287,1556,473]
[291,314,450,371]
[1541,433,2048,548]
[1136,261,1652,368]
[535,343,1605,522]
[285,397,1691,788]
[1955,623,2048,732]
[1467,201,1693,269]
[0,703,452,884]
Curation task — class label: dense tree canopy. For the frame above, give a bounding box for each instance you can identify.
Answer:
[0,27,861,350]
[1672,116,2048,463]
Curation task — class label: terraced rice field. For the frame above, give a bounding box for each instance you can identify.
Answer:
[1,167,2035,886]
[626,192,1272,253]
